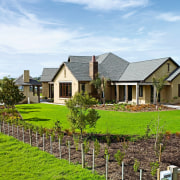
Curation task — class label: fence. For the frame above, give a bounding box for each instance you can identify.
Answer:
[0,120,179,180]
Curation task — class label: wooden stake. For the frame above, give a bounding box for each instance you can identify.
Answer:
[81,143,85,168]
[12,124,14,136]
[68,141,71,164]
[43,134,45,151]
[36,131,38,147]
[122,161,124,180]
[50,135,52,154]
[8,123,9,136]
[17,126,19,139]
[59,138,61,159]
[92,148,95,173]
[106,155,108,180]
[140,169,142,180]
[22,127,24,143]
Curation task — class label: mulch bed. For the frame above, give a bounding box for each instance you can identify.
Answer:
[93,104,175,112]
[1,122,180,180]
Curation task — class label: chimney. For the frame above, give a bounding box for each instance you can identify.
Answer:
[89,55,98,80]
[23,70,30,83]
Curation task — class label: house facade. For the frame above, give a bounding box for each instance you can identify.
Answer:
[15,70,41,103]
[50,53,180,104]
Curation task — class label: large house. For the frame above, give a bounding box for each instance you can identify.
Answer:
[42,52,180,104]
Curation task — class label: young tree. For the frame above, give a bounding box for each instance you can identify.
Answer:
[90,73,109,104]
[65,92,100,138]
[152,76,166,105]
[0,77,25,109]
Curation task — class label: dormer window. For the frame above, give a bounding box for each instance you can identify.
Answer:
[167,63,170,72]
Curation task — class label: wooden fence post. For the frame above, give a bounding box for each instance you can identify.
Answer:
[81,143,85,168]
[12,124,14,136]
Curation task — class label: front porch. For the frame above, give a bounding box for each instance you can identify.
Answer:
[112,82,162,105]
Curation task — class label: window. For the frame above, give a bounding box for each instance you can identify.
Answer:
[178,84,180,97]
[59,83,72,98]
[167,63,170,72]
[139,85,143,97]
[81,83,85,93]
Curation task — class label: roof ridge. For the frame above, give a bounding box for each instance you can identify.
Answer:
[130,57,170,64]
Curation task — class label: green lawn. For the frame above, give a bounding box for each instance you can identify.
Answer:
[16,103,180,135]
[0,133,104,180]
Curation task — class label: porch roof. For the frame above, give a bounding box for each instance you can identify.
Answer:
[15,75,41,86]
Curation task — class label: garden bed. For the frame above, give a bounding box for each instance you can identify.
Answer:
[93,104,174,112]
[1,121,180,180]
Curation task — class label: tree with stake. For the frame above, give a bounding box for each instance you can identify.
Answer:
[66,92,100,139]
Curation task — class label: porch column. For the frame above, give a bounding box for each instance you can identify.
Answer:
[136,83,139,105]
[153,85,157,104]
[116,85,119,103]
[37,86,40,103]
[49,84,51,98]
[125,85,128,103]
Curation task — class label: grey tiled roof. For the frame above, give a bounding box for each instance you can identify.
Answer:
[40,68,59,82]
[65,53,129,81]
[15,75,41,86]
[65,62,91,81]
[119,57,171,81]
[167,67,180,81]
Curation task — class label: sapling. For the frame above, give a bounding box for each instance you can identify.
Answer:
[133,159,140,172]
[104,146,110,160]
[150,161,159,177]
[73,135,80,151]
[114,150,125,166]
[94,139,100,157]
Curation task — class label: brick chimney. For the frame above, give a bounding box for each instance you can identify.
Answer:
[89,55,98,80]
[23,70,30,83]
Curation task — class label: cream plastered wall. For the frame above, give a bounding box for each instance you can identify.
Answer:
[54,64,79,104]
[42,82,49,98]
[145,60,178,82]
[105,83,115,101]
[169,74,180,104]
[160,86,171,103]
[21,86,39,103]
[132,85,151,104]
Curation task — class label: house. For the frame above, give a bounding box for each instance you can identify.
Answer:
[15,70,41,103]
[40,68,58,99]
[50,52,180,104]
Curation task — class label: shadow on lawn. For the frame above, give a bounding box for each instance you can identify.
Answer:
[18,111,40,114]
[25,117,50,122]
[17,106,41,110]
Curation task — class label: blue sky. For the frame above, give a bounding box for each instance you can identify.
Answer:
[0,0,180,78]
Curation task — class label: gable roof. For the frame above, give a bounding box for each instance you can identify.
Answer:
[40,68,59,82]
[15,75,41,86]
[53,53,129,81]
[119,57,177,82]
[167,67,180,81]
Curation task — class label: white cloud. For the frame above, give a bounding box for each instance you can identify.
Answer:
[122,11,137,18]
[54,0,149,11]
[157,13,180,22]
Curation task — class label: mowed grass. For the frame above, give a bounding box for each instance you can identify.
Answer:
[0,133,104,180]
[16,103,180,135]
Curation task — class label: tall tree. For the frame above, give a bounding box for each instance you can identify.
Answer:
[65,92,100,138]
[0,77,25,109]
